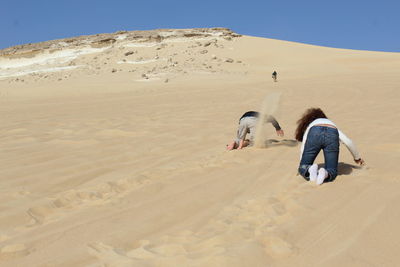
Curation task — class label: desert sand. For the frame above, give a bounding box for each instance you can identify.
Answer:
[0,28,400,266]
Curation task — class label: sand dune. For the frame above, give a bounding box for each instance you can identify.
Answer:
[0,28,400,266]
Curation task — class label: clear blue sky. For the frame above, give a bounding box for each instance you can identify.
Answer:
[1,0,399,52]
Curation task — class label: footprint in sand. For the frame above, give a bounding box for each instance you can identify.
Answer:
[147,243,187,257]
[88,240,167,266]
[88,242,136,267]
[89,180,305,265]
[27,205,56,225]
[125,240,157,260]
[0,243,30,260]
[260,235,295,257]
[26,175,152,226]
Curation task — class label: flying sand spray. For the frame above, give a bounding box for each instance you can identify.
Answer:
[254,92,282,148]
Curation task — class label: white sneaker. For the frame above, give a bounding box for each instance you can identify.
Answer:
[308,164,318,182]
[316,168,328,185]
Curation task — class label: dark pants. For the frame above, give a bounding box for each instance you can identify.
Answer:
[298,126,339,181]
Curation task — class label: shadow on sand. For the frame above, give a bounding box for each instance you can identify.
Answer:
[264,139,298,147]
[318,162,362,183]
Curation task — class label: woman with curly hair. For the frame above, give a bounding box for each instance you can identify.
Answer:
[295,108,364,185]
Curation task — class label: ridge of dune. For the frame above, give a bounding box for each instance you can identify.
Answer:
[0,28,400,266]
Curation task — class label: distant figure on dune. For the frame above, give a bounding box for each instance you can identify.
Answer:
[227,111,284,150]
[272,71,277,82]
[295,108,365,185]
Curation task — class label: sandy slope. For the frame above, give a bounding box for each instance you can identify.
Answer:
[0,29,400,266]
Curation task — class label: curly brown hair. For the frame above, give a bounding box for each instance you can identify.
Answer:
[295,108,327,141]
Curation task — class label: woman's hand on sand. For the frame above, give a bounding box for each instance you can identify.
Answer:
[276,129,284,137]
[226,142,235,150]
[354,158,365,165]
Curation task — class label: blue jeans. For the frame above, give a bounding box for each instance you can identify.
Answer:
[298,126,339,181]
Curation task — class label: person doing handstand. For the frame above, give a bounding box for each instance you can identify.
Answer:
[227,111,284,150]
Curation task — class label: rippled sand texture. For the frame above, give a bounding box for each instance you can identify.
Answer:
[1,28,400,266]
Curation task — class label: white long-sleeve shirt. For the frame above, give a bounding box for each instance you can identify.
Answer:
[300,118,361,160]
[235,113,281,144]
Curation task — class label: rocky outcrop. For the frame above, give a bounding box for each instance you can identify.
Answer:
[0,28,241,58]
